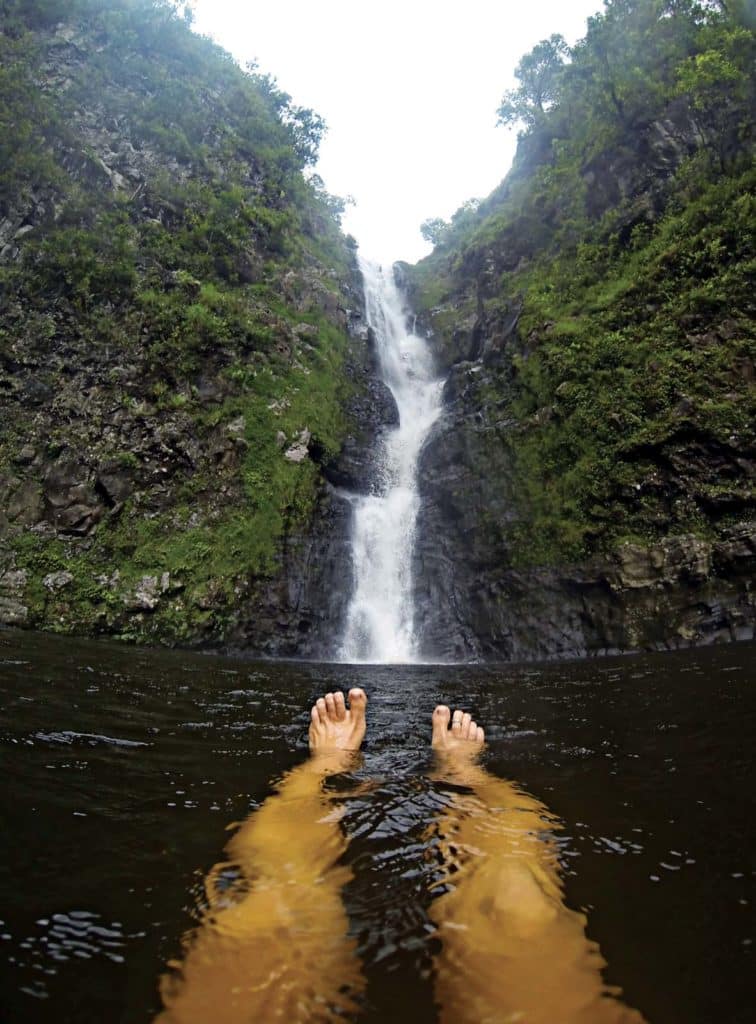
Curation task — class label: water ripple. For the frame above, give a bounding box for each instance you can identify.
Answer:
[33,731,149,748]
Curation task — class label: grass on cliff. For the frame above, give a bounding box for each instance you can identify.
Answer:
[411,1,755,568]
[500,164,755,562]
[414,159,755,568]
[11,306,352,642]
[0,0,359,643]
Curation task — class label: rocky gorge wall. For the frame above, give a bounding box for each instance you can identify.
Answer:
[2,0,754,664]
[407,1,756,660]
[0,0,398,655]
[0,276,394,656]
[412,356,755,661]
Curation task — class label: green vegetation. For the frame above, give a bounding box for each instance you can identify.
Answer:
[412,0,755,567]
[0,0,358,643]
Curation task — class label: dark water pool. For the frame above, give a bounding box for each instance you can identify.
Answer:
[0,629,754,1023]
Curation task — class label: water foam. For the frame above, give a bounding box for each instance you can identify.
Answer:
[339,257,443,663]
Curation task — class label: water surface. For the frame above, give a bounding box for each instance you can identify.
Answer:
[0,629,754,1022]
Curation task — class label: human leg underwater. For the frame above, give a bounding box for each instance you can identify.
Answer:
[155,689,368,1024]
[427,705,646,1024]
[156,691,645,1024]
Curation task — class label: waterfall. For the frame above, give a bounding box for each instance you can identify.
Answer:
[339,257,444,664]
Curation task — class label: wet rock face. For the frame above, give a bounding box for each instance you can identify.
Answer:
[319,376,398,492]
[315,323,399,494]
[246,318,400,657]
[412,361,756,662]
[225,487,356,659]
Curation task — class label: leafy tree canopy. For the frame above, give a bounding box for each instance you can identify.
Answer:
[497,34,571,131]
[420,217,450,246]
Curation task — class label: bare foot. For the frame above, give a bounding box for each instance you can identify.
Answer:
[309,688,367,758]
[431,705,485,757]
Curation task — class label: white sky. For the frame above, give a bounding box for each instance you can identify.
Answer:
[190,1,604,264]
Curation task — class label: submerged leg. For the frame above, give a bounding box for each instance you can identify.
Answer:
[428,705,645,1024]
[156,689,368,1024]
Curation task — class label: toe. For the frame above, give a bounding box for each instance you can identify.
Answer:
[316,697,327,722]
[462,712,472,737]
[310,706,320,727]
[432,705,451,746]
[348,688,367,721]
[334,691,346,721]
[476,726,485,744]
[325,692,336,719]
[451,709,463,734]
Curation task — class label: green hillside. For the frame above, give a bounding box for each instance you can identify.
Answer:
[0,0,361,645]
[410,0,755,568]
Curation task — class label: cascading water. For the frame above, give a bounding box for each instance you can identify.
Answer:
[339,257,444,663]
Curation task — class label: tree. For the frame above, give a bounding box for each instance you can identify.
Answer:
[497,34,571,131]
[566,0,706,136]
[420,217,450,246]
[307,173,354,222]
[674,23,755,167]
[244,64,326,168]
[704,0,756,28]
[284,105,326,167]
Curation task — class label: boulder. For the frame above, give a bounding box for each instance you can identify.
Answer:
[128,575,159,611]
[613,536,713,591]
[43,571,74,591]
[55,503,101,535]
[7,478,44,525]
[96,462,134,506]
[284,428,311,464]
[0,568,29,625]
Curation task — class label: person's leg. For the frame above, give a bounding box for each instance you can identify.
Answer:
[428,706,645,1024]
[156,689,368,1024]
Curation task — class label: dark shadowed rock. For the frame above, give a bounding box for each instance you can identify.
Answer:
[225,486,357,659]
[96,462,134,505]
[319,374,398,492]
[412,364,756,661]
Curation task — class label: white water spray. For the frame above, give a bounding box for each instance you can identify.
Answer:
[339,257,444,663]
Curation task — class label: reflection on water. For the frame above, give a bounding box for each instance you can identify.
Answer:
[0,630,754,1023]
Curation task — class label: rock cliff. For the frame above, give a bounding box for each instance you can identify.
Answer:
[3,0,754,662]
[412,356,755,660]
[0,0,392,654]
[408,0,755,659]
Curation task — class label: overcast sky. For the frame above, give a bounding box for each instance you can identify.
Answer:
[190,1,604,264]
